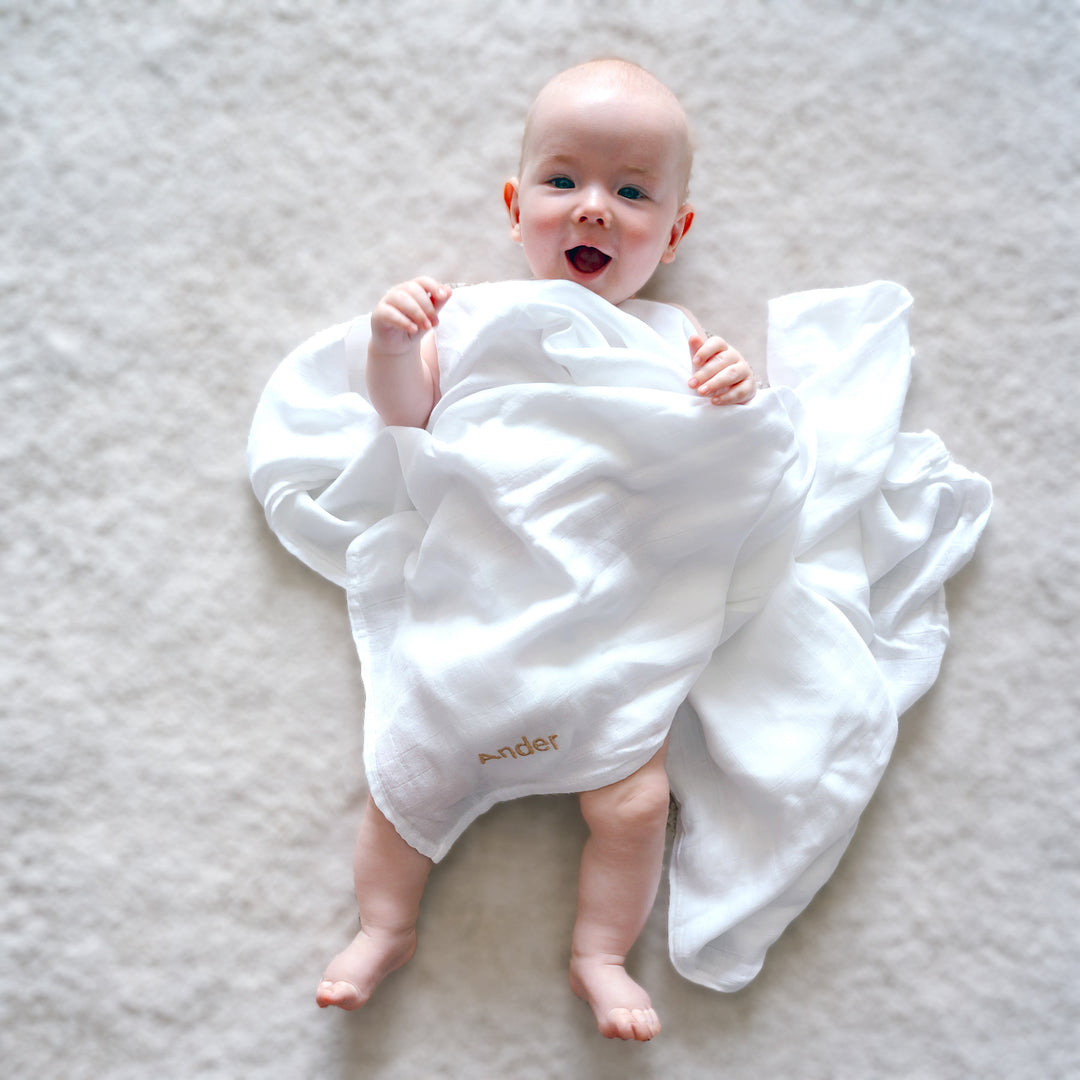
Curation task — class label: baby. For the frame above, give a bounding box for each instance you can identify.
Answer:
[315,59,756,1042]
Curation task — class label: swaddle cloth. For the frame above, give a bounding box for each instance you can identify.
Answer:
[248,279,991,991]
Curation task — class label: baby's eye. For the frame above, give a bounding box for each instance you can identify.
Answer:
[618,186,646,200]
[548,176,575,189]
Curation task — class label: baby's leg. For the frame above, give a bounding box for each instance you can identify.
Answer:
[570,743,670,1041]
[316,795,433,1010]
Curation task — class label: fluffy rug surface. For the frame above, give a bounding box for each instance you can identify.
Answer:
[4,4,1075,1077]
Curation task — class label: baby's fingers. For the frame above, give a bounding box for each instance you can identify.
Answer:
[689,333,730,367]
[412,276,453,319]
[384,280,447,335]
[706,373,757,405]
[414,276,452,299]
[393,282,440,331]
[689,352,740,391]
[692,356,757,403]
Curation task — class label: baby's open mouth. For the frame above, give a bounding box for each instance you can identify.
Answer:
[566,246,611,275]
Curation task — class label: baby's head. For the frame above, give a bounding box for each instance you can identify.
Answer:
[504,60,695,306]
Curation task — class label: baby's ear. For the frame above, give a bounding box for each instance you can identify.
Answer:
[661,204,694,263]
[503,179,522,242]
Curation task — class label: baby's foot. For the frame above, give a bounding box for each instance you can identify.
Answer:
[315,926,416,1010]
[569,955,661,1041]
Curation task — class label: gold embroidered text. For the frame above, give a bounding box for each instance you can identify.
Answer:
[479,734,560,765]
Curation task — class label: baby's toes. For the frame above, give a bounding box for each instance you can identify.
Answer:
[315,979,364,1010]
[604,1006,660,1041]
[629,1007,661,1041]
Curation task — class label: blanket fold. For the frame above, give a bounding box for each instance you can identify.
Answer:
[247,278,991,991]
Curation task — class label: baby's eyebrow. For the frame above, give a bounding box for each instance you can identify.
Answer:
[535,154,660,181]
[534,153,579,171]
[617,163,658,177]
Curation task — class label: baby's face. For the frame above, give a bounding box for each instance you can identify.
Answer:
[505,79,693,306]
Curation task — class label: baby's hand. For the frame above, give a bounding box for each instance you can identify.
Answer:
[687,333,757,405]
[370,277,452,355]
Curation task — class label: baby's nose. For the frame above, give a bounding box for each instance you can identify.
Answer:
[576,187,610,226]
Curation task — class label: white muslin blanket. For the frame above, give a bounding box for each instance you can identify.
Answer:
[247,279,991,991]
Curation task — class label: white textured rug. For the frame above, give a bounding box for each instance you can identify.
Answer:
[4,4,1076,1078]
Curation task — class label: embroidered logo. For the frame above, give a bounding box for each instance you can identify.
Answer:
[479,734,560,765]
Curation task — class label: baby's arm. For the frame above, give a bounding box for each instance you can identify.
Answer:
[366,277,452,427]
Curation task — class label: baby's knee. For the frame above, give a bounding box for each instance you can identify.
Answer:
[582,769,670,838]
